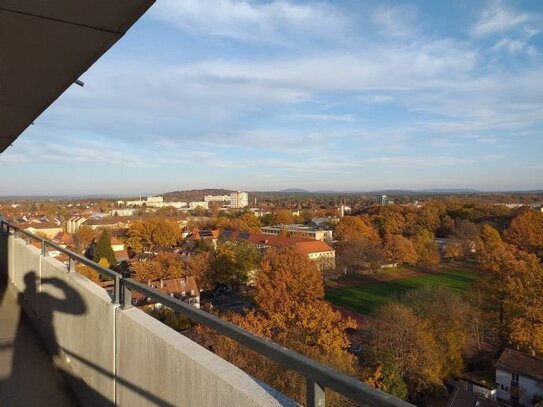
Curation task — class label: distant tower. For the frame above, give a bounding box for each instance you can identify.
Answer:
[339,205,345,218]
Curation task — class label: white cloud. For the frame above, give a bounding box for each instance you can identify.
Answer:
[493,38,537,56]
[150,0,347,43]
[372,4,418,39]
[472,0,531,36]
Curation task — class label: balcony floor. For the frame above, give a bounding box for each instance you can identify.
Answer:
[0,284,79,406]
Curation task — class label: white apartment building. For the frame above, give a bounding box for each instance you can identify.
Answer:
[204,194,230,202]
[121,196,187,209]
[261,224,334,244]
[496,349,543,406]
[189,201,209,210]
[230,191,249,209]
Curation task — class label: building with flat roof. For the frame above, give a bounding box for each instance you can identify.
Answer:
[261,224,333,244]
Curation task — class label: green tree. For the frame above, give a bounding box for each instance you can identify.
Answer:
[93,230,116,267]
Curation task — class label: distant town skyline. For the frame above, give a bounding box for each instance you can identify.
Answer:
[1,0,542,195]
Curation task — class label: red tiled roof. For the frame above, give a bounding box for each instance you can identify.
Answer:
[221,231,334,254]
[293,240,334,255]
[496,348,543,380]
[54,231,74,245]
[132,277,199,303]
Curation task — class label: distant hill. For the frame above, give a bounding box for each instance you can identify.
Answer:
[162,189,234,201]
[421,189,479,194]
[280,188,309,193]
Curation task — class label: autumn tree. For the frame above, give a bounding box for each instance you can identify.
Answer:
[73,226,96,252]
[127,220,157,252]
[76,263,101,284]
[504,210,543,254]
[443,239,462,262]
[337,238,386,273]
[272,209,294,225]
[131,252,185,283]
[475,224,543,354]
[93,230,116,267]
[151,220,181,246]
[417,203,442,233]
[365,303,443,403]
[403,286,471,377]
[199,247,356,404]
[335,215,380,242]
[184,252,213,290]
[412,229,440,265]
[451,219,479,257]
[383,234,418,266]
[131,260,161,283]
[127,219,182,251]
[373,210,406,238]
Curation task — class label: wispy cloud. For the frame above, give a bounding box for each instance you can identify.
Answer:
[471,0,531,36]
[150,0,347,43]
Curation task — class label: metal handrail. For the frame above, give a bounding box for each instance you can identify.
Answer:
[0,220,413,407]
[1,221,122,302]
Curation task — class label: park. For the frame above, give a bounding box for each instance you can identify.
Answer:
[326,263,479,315]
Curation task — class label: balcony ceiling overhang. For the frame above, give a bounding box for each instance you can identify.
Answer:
[0,0,154,153]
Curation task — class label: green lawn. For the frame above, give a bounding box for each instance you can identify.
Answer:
[326,269,477,315]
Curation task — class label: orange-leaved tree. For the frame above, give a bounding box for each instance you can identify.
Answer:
[199,247,356,405]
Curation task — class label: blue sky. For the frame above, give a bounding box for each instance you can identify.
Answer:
[2,0,543,195]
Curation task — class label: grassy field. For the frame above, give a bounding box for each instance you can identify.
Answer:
[326,268,478,315]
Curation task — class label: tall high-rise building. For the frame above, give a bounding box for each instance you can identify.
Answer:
[230,191,249,208]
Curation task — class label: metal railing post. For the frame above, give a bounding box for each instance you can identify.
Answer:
[68,257,76,273]
[113,275,121,305]
[307,379,325,407]
[42,240,48,256]
[121,280,132,309]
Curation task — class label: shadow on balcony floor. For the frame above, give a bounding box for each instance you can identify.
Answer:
[0,283,79,406]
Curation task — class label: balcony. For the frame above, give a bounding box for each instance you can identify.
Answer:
[0,221,412,406]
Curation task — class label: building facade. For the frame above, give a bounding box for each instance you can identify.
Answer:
[496,349,543,406]
[261,224,333,244]
[230,191,249,209]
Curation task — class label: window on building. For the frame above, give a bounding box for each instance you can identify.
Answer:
[512,373,519,382]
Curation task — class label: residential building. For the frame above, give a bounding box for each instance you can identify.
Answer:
[230,191,249,209]
[131,277,201,309]
[110,208,138,216]
[221,231,335,271]
[456,372,497,400]
[261,224,333,244]
[123,196,187,209]
[22,223,63,239]
[189,201,209,210]
[447,388,499,407]
[185,228,220,250]
[496,349,543,406]
[110,237,125,252]
[204,194,231,202]
[67,216,87,233]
